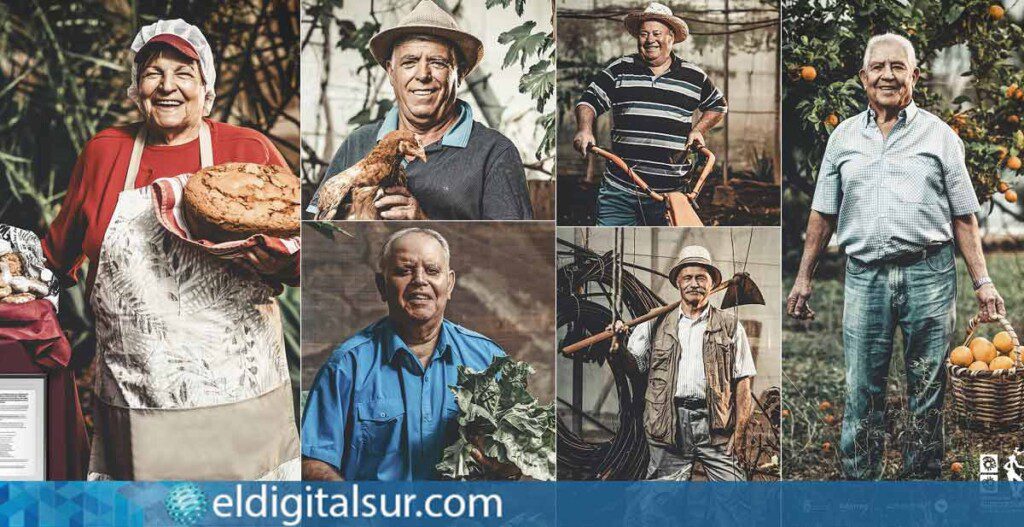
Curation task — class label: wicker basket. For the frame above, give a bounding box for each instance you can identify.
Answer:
[947,314,1024,433]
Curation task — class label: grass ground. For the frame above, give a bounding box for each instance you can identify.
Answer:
[782,251,1024,480]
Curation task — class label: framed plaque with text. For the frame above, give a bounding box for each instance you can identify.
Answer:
[0,375,46,481]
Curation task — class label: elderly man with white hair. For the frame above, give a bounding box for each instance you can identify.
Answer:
[301,228,520,481]
[787,33,1005,479]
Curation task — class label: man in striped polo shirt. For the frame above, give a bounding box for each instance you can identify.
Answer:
[573,2,727,226]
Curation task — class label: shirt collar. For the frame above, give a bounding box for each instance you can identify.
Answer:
[381,317,453,366]
[865,101,919,127]
[375,99,474,149]
[678,304,711,323]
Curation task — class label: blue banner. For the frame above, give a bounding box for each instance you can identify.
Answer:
[1,481,1023,526]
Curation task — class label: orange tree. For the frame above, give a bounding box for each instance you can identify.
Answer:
[783,0,1024,260]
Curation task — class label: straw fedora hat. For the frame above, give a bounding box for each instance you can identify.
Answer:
[368,0,484,77]
[624,2,690,43]
[667,245,723,288]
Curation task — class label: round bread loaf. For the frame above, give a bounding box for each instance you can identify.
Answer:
[182,163,300,243]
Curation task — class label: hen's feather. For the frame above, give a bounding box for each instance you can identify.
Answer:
[313,130,425,220]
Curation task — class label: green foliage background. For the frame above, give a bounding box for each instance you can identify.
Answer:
[782,0,1024,264]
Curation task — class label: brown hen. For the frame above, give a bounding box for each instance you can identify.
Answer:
[314,130,428,220]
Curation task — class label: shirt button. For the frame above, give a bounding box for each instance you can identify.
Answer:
[379,412,386,418]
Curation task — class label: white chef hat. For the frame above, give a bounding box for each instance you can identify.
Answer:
[127,19,216,116]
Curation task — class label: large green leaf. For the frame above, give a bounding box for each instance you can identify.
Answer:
[436,355,556,481]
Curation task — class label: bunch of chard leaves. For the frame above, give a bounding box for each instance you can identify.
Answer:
[436,355,555,481]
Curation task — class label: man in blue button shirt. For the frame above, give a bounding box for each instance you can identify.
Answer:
[786,34,1005,480]
[301,228,520,481]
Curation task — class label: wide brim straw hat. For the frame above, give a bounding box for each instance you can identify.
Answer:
[667,245,723,288]
[368,0,484,77]
[624,2,690,43]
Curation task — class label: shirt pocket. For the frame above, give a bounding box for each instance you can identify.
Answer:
[890,156,939,204]
[355,399,405,457]
[442,398,462,447]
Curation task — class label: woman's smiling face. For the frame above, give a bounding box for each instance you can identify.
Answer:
[137,47,205,137]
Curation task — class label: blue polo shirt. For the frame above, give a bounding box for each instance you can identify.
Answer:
[301,317,505,481]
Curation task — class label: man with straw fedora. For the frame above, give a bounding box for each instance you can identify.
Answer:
[307,0,533,220]
[611,245,756,480]
[573,2,728,226]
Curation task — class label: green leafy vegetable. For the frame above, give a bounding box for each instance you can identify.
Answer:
[436,355,555,481]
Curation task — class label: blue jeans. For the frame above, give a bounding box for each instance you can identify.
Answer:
[595,181,668,226]
[840,244,957,480]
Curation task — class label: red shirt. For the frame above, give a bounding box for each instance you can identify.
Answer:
[43,119,289,292]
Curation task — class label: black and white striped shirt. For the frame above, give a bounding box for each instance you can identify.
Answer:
[577,53,727,194]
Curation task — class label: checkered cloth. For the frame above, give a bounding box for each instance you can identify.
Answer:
[812,102,981,264]
[150,174,300,287]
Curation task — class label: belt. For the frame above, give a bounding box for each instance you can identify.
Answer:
[855,242,950,268]
[673,397,706,411]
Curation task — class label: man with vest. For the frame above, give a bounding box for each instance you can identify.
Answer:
[611,245,755,480]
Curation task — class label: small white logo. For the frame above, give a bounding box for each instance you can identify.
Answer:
[980,454,999,476]
[1004,449,1024,482]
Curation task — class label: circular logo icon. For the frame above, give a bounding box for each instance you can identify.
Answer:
[165,483,208,526]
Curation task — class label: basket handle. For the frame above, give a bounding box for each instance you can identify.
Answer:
[961,313,1022,368]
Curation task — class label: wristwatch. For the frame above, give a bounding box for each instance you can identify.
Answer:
[973,276,993,291]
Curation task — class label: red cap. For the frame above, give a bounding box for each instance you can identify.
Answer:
[134,34,199,63]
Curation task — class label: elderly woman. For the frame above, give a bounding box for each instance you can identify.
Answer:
[42,19,300,480]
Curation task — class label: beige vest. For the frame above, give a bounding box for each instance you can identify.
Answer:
[642,305,737,447]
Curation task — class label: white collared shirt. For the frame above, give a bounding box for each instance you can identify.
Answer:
[626,306,757,399]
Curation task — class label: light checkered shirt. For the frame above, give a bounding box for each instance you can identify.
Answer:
[811,102,981,264]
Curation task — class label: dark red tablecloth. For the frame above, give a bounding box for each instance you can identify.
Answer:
[0,300,72,369]
[0,301,88,480]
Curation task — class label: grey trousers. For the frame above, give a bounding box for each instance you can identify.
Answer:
[646,404,746,481]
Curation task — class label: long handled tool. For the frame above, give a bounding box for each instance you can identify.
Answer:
[561,272,764,355]
[588,144,716,227]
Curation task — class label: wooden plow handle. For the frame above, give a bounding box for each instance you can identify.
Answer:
[689,145,716,200]
[588,145,665,202]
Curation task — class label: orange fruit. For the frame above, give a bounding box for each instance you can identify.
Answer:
[971,337,998,363]
[1007,156,1022,170]
[998,181,1010,192]
[990,355,1015,371]
[819,400,832,412]
[969,360,990,372]
[781,409,790,418]
[950,345,974,367]
[824,414,836,425]
[1016,88,1024,100]
[800,66,817,81]
[1010,350,1020,363]
[994,331,1015,353]
[822,441,832,453]
[990,4,1006,20]
[1007,84,1019,98]
[1008,115,1020,124]
[1007,189,1019,202]
[951,461,963,474]
[824,114,839,127]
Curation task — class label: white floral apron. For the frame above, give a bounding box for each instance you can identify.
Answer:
[87,123,300,480]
